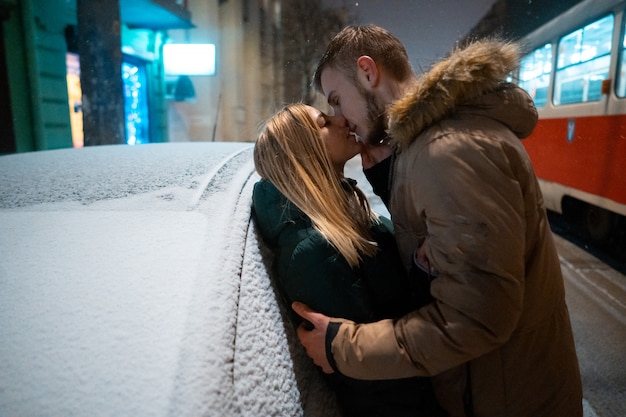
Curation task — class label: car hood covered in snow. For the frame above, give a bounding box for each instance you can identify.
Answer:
[0,143,339,417]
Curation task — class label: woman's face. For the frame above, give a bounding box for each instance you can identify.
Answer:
[306,105,362,173]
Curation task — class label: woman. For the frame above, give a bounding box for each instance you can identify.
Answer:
[252,103,443,417]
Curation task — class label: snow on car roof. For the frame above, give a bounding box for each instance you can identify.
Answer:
[0,142,251,208]
[0,142,340,417]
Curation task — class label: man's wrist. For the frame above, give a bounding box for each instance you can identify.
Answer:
[325,321,342,373]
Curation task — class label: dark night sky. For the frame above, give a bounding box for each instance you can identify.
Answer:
[330,0,498,71]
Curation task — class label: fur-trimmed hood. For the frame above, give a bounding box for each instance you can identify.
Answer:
[388,39,522,149]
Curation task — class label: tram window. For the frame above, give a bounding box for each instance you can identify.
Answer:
[554,14,613,105]
[617,20,626,97]
[519,43,552,108]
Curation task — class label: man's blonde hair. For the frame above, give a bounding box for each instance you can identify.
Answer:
[254,103,378,267]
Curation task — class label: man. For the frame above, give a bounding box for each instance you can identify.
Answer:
[293,25,583,417]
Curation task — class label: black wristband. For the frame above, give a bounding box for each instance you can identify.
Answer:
[325,321,342,374]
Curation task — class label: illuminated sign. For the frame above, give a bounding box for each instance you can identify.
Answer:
[163,43,216,76]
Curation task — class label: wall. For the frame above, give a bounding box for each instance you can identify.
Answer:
[167,0,283,143]
[4,0,75,152]
[166,0,222,142]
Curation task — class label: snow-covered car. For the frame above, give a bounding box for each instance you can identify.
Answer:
[0,142,340,417]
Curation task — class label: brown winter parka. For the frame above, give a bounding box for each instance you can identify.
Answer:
[326,40,583,417]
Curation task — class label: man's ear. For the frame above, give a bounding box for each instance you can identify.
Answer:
[356,56,380,89]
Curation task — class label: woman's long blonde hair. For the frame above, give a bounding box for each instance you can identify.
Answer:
[254,103,379,267]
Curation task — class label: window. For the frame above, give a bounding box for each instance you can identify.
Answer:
[616,18,626,97]
[554,14,614,105]
[519,43,553,108]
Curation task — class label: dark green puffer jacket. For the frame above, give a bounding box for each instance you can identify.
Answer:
[252,179,443,417]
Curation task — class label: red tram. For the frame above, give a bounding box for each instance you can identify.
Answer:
[516,0,626,245]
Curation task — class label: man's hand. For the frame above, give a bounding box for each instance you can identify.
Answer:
[292,302,334,373]
[360,141,394,169]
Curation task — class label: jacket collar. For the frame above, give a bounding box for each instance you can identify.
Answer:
[388,39,522,150]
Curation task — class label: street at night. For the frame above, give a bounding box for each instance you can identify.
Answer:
[557,234,626,417]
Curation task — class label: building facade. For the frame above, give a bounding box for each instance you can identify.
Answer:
[0,0,304,153]
[1,0,198,152]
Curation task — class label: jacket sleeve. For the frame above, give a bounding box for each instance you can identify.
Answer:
[329,122,529,379]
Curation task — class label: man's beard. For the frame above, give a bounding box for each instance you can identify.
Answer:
[359,84,388,145]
